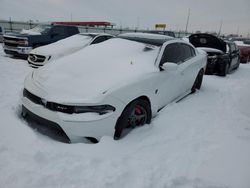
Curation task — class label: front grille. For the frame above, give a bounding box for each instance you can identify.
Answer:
[29,54,46,63]
[4,42,18,47]
[3,36,27,47]
[22,105,70,143]
[28,60,43,68]
[23,89,75,114]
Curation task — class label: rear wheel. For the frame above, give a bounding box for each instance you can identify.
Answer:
[191,69,204,93]
[220,63,229,76]
[235,57,240,69]
[247,55,250,63]
[114,99,151,140]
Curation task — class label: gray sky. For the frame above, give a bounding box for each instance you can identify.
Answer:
[0,0,249,36]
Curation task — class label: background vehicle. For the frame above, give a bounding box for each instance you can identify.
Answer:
[3,24,79,57]
[233,40,250,63]
[28,33,113,67]
[22,33,206,143]
[188,33,240,76]
[145,30,175,37]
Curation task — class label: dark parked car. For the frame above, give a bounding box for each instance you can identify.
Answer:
[3,24,79,58]
[188,33,240,76]
[232,39,250,63]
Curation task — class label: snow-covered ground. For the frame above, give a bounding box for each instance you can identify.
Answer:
[0,45,250,188]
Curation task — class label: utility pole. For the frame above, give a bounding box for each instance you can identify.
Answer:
[136,17,140,30]
[218,20,223,37]
[9,17,12,32]
[185,8,190,35]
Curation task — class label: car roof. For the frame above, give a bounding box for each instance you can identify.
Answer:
[118,32,174,46]
[79,33,113,37]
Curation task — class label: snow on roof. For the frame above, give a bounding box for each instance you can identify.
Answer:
[33,38,160,103]
[30,34,93,56]
[234,41,250,47]
[118,32,173,46]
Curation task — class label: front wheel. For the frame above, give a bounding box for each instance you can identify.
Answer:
[114,99,151,140]
[235,57,240,70]
[247,55,250,63]
[219,63,229,76]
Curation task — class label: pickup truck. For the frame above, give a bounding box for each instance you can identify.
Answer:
[3,24,79,57]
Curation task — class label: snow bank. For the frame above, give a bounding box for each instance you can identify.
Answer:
[0,44,250,188]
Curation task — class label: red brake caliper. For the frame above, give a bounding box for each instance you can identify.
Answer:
[135,106,142,125]
[135,106,141,114]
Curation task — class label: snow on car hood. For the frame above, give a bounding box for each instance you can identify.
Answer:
[32,38,160,103]
[20,29,41,35]
[31,34,93,58]
[197,47,224,54]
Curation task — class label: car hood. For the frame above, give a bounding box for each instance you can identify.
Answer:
[30,34,92,58]
[4,32,40,38]
[189,33,226,53]
[197,47,224,54]
[31,38,160,103]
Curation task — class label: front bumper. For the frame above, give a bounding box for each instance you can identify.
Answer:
[22,94,121,142]
[3,44,32,55]
[205,57,225,75]
[22,105,71,143]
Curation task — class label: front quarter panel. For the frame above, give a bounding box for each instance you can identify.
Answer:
[107,72,162,117]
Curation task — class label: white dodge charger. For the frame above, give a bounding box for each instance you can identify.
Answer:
[27,33,113,68]
[22,33,207,143]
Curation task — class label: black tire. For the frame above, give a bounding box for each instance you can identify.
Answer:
[235,57,240,70]
[191,69,204,93]
[247,55,250,63]
[220,63,229,76]
[114,99,151,140]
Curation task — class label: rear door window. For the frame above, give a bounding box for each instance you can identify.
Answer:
[179,44,195,62]
[160,43,182,66]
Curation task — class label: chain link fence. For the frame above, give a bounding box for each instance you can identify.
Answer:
[0,20,190,38]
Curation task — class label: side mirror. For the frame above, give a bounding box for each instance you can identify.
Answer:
[161,62,178,71]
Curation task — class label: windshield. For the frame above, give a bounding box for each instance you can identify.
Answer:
[30,25,52,34]
[79,33,97,38]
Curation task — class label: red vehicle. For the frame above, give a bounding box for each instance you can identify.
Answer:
[234,40,250,63]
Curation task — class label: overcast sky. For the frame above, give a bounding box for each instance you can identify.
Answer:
[0,0,249,36]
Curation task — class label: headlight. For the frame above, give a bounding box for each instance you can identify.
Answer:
[208,55,218,63]
[74,105,116,115]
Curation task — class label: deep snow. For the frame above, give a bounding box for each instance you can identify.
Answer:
[0,45,250,188]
